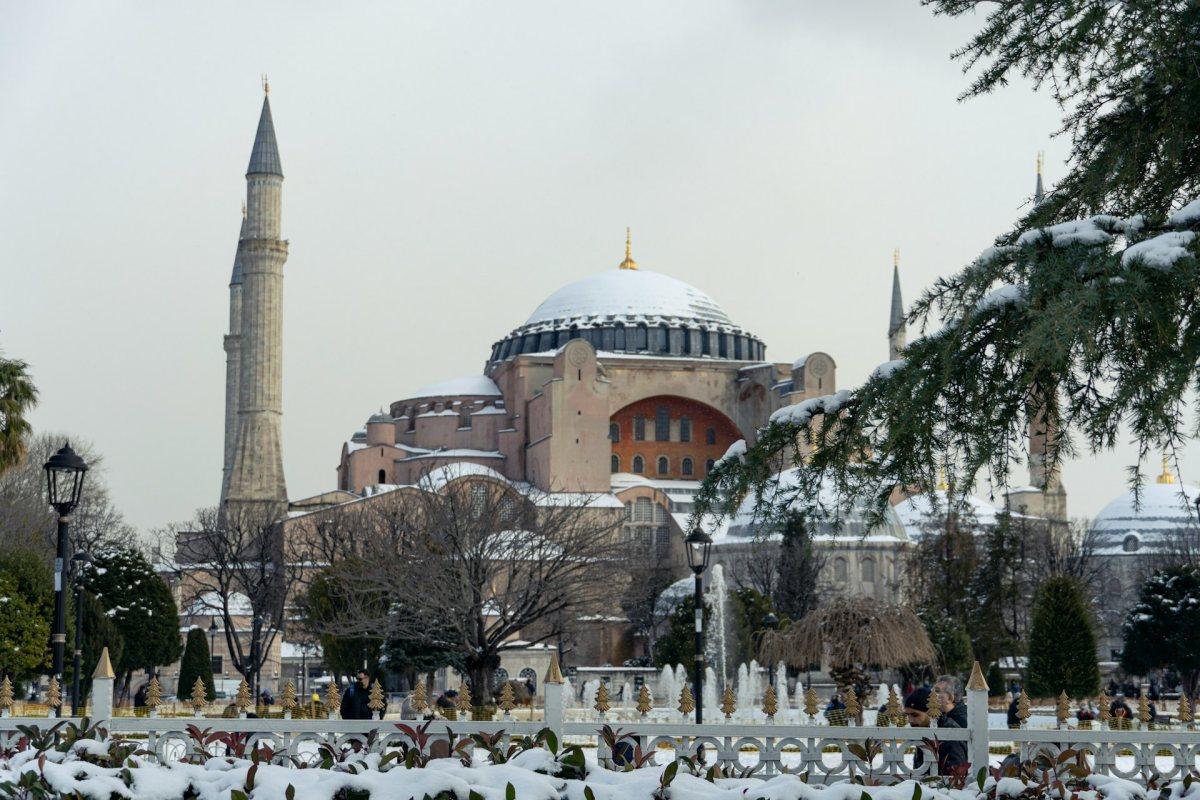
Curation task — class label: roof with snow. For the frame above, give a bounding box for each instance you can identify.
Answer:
[402,375,502,400]
[893,490,1006,538]
[1091,480,1200,555]
[490,267,764,363]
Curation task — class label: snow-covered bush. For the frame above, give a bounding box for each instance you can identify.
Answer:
[0,718,1186,800]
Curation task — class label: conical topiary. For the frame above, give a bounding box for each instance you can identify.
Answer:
[177,628,216,702]
[1026,576,1099,699]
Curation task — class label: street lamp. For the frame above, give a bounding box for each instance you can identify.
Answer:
[762,612,779,687]
[684,527,712,724]
[209,617,219,677]
[44,442,88,716]
[71,551,89,716]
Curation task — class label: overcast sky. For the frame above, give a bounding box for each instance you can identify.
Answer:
[2,1,1182,533]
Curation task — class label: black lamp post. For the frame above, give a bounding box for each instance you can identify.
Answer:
[71,551,89,716]
[209,617,219,677]
[684,527,712,725]
[762,612,779,687]
[44,442,87,717]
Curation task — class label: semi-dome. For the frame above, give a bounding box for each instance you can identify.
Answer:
[489,261,764,364]
[1092,468,1199,555]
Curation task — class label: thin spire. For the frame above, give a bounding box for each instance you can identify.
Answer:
[231,203,249,285]
[1034,151,1045,205]
[247,90,283,177]
[888,250,904,337]
[1157,452,1176,484]
[618,227,638,270]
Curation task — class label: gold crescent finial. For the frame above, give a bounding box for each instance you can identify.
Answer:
[1157,452,1176,484]
[1036,151,1043,176]
[262,73,270,95]
[893,247,900,268]
[936,468,949,492]
[619,227,638,270]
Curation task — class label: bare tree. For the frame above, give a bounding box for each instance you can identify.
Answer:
[317,471,629,702]
[168,504,307,699]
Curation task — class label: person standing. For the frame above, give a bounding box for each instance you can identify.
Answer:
[903,688,968,774]
[340,670,377,720]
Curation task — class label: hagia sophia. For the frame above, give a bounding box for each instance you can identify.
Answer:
[163,89,1200,695]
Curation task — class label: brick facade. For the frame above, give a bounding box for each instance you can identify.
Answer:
[608,395,740,480]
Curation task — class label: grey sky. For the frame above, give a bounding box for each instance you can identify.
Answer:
[1,1,1170,532]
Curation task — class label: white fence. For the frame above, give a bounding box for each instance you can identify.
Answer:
[4,672,1198,785]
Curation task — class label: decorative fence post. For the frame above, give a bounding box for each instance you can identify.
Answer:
[542,652,564,740]
[91,647,115,724]
[965,661,990,774]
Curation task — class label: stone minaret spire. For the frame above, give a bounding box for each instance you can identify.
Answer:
[224,84,289,516]
[219,204,248,505]
[887,248,906,361]
[1035,151,1045,204]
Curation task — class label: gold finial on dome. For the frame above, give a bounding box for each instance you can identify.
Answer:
[1157,452,1176,484]
[1036,151,1044,176]
[893,247,900,268]
[619,227,638,270]
[936,468,949,492]
[262,73,270,95]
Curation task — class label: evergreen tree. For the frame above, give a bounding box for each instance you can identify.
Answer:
[83,548,182,690]
[1121,565,1200,697]
[177,628,215,702]
[695,2,1200,533]
[76,590,124,697]
[774,512,821,621]
[652,595,709,682]
[0,573,49,680]
[1027,576,1099,699]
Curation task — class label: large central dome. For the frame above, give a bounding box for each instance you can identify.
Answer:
[489,252,764,365]
[523,269,734,327]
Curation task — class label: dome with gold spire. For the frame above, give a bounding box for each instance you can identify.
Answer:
[488,231,763,364]
[1091,455,1199,555]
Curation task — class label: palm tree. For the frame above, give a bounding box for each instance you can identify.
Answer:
[0,353,37,475]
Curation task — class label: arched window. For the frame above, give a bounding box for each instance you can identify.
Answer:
[705,459,715,474]
[655,406,670,441]
[653,503,667,524]
[635,324,649,350]
[657,456,669,475]
[834,557,848,582]
[680,417,691,442]
[377,469,386,484]
[657,325,671,353]
[610,454,620,473]
[705,427,716,445]
[1123,534,1140,553]
[494,667,510,685]
[682,457,694,476]
[609,422,620,442]
[632,455,644,474]
[635,498,653,522]
[633,415,646,441]
[614,326,627,350]
[861,557,876,583]
[519,667,537,690]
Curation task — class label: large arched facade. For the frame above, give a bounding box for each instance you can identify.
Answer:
[608,395,741,480]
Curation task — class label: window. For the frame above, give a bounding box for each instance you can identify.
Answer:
[682,457,694,476]
[635,324,649,350]
[653,503,667,524]
[377,469,386,484]
[861,557,876,583]
[211,656,223,674]
[633,415,646,441]
[520,667,538,690]
[834,557,848,582]
[470,484,488,515]
[635,498,653,522]
[632,455,644,473]
[655,406,669,441]
[610,454,620,472]
[624,502,633,519]
[609,422,620,442]
[705,459,715,474]
[494,667,510,685]
[655,527,670,559]
[657,456,669,475]
[615,326,626,349]
[705,427,716,445]
[657,325,670,353]
[680,417,691,442]
[1123,534,1140,553]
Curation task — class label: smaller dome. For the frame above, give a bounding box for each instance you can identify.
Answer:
[367,412,392,424]
[1093,481,1200,555]
[893,490,1004,539]
[404,375,502,400]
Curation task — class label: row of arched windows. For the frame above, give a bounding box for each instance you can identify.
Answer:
[832,556,879,583]
[611,454,715,476]
[610,413,715,444]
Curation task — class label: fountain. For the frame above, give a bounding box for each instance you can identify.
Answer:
[703,666,719,718]
[775,662,788,706]
[658,665,675,708]
[703,564,735,686]
[562,675,575,709]
[736,663,753,712]
[582,679,600,711]
[621,681,633,711]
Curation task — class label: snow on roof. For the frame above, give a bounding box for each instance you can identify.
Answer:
[522,269,734,327]
[403,375,501,400]
[405,448,505,460]
[185,591,252,616]
[1091,481,1200,553]
[893,490,1005,538]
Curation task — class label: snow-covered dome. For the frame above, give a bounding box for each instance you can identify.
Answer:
[402,375,502,401]
[721,469,908,543]
[489,267,764,364]
[1092,474,1199,555]
[523,270,734,327]
[893,490,1005,539]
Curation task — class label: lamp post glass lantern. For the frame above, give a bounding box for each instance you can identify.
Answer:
[44,442,88,717]
[684,527,712,724]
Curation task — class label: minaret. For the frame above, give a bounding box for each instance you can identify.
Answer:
[887,248,906,360]
[1035,151,1045,204]
[219,203,248,505]
[225,80,289,517]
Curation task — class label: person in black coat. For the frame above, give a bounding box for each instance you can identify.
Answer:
[340,670,379,720]
[904,687,968,775]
